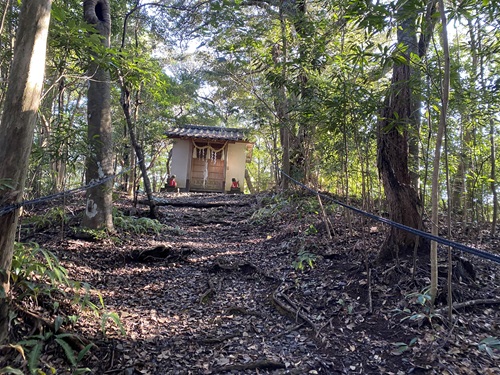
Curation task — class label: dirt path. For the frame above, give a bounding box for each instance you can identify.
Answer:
[16,192,500,374]
[117,193,340,374]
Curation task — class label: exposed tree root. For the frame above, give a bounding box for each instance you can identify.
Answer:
[199,276,222,304]
[215,359,286,372]
[209,260,279,280]
[127,245,193,263]
[271,288,318,333]
[436,298,500,315]
[272,323,305,340]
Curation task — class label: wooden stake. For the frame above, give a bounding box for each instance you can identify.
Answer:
[317,193,333,239]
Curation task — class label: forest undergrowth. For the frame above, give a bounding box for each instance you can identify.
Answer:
[1,191,499,374]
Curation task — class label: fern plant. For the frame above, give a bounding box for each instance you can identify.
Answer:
[113,209,164,234]
[6,242,124,374]
[250,196,289,224]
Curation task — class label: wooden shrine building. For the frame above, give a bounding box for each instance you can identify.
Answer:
[165,125,253,192]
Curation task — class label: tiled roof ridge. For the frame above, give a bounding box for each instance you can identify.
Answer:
[173,124,247,133]
[165,124,251,142]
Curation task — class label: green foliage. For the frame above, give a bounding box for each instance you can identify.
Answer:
[392,337,418,354]
[250,195,289,224]
[10,242,70,304]
[18,331,92,374]
[292,249,317,272]
[73,227,109,241]
[0,178,15,190]
[305,224,318,235]
[393,288,440,327]
[297,198,320,216]
[101,311,126,337]
[337,297,355,315]
[113,209,164,234]
[8,243,123,373]
[24,207,69,232]
[163,225,185,236]
[11,242,108,316]
[478,337,500,358]
[0,367,24,375]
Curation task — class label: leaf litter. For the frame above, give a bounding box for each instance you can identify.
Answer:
[4,191,500,374]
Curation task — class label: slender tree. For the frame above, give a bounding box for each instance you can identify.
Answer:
[0,0,52,344]
[429,0,450,304]
[117,2,158,218]
[81,0,114,231]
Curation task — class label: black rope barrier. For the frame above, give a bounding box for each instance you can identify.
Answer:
[0,174,115,217]
[2,161,498,265]
[279,168,500,265]
[0,163,137,217]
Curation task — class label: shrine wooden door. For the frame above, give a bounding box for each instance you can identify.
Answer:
[190,142,226,191]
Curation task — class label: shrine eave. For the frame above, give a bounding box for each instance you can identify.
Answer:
[165,124,251,143]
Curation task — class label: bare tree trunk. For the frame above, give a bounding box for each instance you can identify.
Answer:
[82,0,114,231]
[0,0,13,107]
[377,62,428,261]
[452,17,477,216]
[287,0,314,185]
[245,169,255,194]
[0,0,52,344]
[274,10,290,190]
[0,0,10,37]
[451,126,469,214]
[118,4,156,217]
[119,77,157,218]
[490,118,498,235]
[429,0,450,304]
[376,1,437,262]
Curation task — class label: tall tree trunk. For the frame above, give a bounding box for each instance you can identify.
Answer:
[0,0,14,108]
[272,14,290,190]
[429,0,450,304]
[490,118,498,234]
[118,4,156,217]
[287,0,314,184]
[377,62,428,261]
[82,0,114,231]
[451,125,469,214]
[376,1,437,262]
[377,8,423,261]
[452,17,478,216]
[0,0,52,344]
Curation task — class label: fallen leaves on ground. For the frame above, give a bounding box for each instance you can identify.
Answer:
[3,192,499,374]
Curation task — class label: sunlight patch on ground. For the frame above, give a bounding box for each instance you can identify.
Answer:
[189,249,245,262]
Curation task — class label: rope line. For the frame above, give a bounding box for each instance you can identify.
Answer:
[2,160,498,264]
[0,174,115,217]
[279,168,500,265]
[0,163,138,217]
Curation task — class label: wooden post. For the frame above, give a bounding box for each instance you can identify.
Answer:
[317,193,333,239]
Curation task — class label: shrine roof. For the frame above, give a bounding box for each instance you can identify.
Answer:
[165,125,250,142]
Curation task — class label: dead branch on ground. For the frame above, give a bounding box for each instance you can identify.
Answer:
[435,298,500,315]
[271,289,318,333]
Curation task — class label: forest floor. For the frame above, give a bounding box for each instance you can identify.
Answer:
[3,191,500,374]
